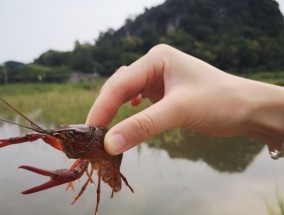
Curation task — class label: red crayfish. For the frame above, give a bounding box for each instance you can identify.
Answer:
[0,97,134,215]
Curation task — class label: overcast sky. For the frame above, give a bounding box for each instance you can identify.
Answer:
[0,0,283,64]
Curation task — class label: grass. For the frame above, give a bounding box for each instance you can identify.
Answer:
[0,79,148,127]
[243,71,284,86]
[0,70,283,128]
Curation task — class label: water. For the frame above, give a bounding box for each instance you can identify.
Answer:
[269,143,284,160]
[0,123,284,215]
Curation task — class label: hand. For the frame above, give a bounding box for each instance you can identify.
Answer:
[86,44,284,155]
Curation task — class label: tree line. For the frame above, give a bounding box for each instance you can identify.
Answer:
[1,0,284,83]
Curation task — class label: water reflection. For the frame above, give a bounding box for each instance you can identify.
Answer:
[148,130,264,172]
[0,123,283,215]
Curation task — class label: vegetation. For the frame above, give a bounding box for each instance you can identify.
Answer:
[244,71,284,86]
[1,0,284,83]
[0,81,102,125]
[35,0,284,75]
[0,80,149,127]
[0,67,283,126]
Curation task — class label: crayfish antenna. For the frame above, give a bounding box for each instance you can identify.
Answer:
[0,97,47,133]
[0,119,44,133]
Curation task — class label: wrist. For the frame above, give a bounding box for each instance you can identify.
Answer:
[240,78,284,148]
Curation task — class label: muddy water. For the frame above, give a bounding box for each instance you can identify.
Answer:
[0,123,284,215]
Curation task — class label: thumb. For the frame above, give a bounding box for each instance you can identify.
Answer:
[104,97,180,155]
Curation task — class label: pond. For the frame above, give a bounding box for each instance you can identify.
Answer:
[0,122,284,215]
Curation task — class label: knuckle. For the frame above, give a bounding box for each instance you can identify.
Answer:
[148,44,171,54]
[115,66,128,74]
[145,44,169,74]
[132,115,155,139]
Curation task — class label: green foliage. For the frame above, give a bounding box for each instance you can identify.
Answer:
[244,71,284,85]
[71,41,95,73]
[0,79,146,126]
[0,63,72,83]
[24,64,71,82]
[31,0,284,77]
[35,50,72,67]
[121,36,143,51]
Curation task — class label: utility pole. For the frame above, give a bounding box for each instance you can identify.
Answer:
[4,64,8,85]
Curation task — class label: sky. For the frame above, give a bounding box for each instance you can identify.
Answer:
[0,0,283,64]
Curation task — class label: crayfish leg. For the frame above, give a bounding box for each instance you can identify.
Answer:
[120,172,134,193]
[66,182,75,191]
[86,169,95,185]
[71,167,95,205]
[95,167,102,215]
[66,159,83,192]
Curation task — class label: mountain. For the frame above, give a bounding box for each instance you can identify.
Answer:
[35,0,284,76]
[117,0,283,43]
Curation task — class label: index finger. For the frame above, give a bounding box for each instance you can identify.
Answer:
[85,49,165,126]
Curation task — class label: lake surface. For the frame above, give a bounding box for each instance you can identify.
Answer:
[0,123,284,215]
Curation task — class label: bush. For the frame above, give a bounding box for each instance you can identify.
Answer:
[0,64,72,83]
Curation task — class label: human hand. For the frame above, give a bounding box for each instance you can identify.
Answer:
[86,44,284,155]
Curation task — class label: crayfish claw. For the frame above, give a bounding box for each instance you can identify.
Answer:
[21,179,62,194]
[19,165,53,176]
[0,139,11,148]
[19,165,69,194]
[19,161,89,195]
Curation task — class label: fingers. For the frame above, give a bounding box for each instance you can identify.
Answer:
[85,45,178,155]
[99,66,128,94]
[85,66,130,126]
[85,50,165,126]
[130,94,143,107]
[104,95,180,155]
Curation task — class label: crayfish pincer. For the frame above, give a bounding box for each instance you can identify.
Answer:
[0,97,134,215]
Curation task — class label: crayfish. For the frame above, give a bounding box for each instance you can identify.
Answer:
[0,97,134,215]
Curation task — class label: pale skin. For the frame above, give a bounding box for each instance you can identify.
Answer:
[86,44,284,156]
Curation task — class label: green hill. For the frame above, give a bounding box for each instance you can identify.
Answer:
[33,0,284,76]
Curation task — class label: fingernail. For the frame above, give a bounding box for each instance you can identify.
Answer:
[105,133,127,155]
